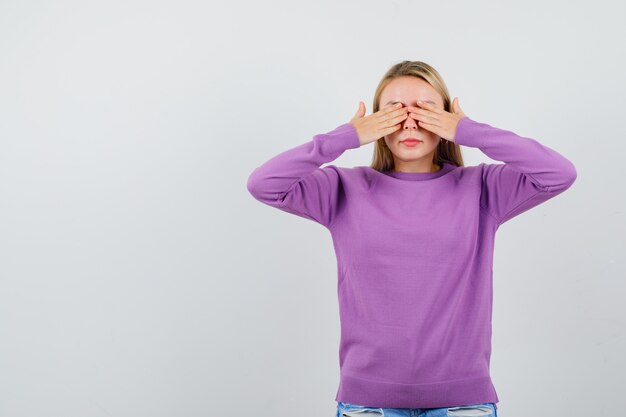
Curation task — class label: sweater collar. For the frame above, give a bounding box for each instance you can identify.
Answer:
[382,162,456,181]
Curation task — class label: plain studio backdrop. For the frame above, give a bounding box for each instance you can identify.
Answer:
[0,0,624,416]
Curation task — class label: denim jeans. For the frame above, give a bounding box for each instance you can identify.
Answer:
[336,401,498,417]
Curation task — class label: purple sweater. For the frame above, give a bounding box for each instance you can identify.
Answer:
[246,116,577,409]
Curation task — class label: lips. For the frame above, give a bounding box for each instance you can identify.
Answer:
[400,138,422,143]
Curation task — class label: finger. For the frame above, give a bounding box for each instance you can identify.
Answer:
[416,120,442,135]
[379,102,398,110]
[380,105,408,121]
[408,106,441,124]
[378,113,407,132]
[354,101,365,119]
[382,110,409,127]
[416,100,442,114]
[383,102,404,114]
[408,105,435,115]
[373,103,400,121]
[382,123,403,135]
[387,111,409,125]
[409,111,441,127]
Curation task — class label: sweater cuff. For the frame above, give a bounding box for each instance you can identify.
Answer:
[318,122,362,157]
[452,116,478,146]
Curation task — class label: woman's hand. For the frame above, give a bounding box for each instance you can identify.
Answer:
[407,97,467,142]
[349,101,408,146]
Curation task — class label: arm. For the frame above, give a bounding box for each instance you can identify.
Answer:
[246,122,361,228]
[453,116,577,226]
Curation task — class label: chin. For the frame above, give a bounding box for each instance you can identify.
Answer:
[396,145,431,155]
[396,153,428,161]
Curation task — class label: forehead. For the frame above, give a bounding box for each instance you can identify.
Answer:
[380,76,442,106]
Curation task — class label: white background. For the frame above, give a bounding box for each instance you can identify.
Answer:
[0,0,624,416]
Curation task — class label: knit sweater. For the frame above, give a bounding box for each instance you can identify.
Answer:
[246,116,577,409]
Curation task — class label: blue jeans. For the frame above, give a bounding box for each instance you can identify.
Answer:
[336,401,498,417]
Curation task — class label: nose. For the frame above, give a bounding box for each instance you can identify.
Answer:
[402,110,419,130]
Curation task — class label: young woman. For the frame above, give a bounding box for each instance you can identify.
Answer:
[246,60,577,417]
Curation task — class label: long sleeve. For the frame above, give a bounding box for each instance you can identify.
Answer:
[453,116,577,226]
[246,122,361,228]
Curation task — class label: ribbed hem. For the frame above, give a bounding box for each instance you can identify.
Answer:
[335,372,499,409]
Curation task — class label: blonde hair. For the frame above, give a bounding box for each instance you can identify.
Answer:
[370,60,465,171]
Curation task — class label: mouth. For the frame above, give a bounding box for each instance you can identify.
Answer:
[400,138,423,146]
